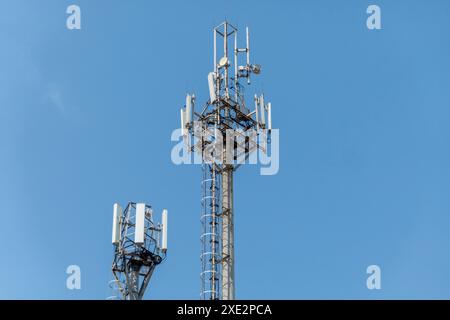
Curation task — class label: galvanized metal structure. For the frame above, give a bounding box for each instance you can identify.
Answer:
[111,202,167,300]
[180,21,272,300]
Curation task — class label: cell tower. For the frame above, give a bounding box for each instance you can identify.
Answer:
[180,21,272,300]
[110,202,168,300]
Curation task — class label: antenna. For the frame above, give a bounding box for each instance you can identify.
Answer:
[246,27,250,84]
[112,203,122,245]
[246,27,250,66]
[111,202,167,300]
[208,72,217,102]
[180,108,186,135]
[186,94,193,125]
[135,203,146,245]
[178,22,272,300]
[254,94,260,130]
[161,209,168,252]
[260,95,266,128]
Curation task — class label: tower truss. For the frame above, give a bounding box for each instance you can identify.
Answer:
[111,202,167,300]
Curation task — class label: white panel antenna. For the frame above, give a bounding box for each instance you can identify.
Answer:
[112,203,122,245]
[254,94,259,129]
[208,72,217,102]
[180,108,186,136]
[161,209,168,252]
[186,94,192,124]
[259,95,266,127]
[135,203,146,245]
[267,102,272,130]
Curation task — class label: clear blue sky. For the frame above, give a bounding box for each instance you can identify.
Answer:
[1,0,450,299]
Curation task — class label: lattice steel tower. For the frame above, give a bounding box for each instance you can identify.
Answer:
[179,21,273,300]
[110,202,168,300]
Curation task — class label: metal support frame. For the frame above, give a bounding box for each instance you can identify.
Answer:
[111,202,166,300]
[221,165,234,300]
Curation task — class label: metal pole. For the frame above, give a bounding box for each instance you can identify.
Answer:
[221,21,235,301]
[128,264,140,300]
[234,30,238,102]
[224,23,229,100]
[214,29,217,73]
[221,165,234,300]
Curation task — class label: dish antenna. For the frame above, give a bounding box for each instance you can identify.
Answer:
[219,56,229,68]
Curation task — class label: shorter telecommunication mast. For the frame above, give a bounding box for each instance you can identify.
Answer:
[111,202,168,300]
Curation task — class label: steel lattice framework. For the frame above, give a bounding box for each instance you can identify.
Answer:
[111,202,167,300]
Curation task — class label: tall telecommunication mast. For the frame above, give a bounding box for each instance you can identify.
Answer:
[179,21,273,300]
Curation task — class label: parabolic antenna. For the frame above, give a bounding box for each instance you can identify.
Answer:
[219,56,229,68]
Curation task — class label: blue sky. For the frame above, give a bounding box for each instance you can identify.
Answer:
[1,0,450,299]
